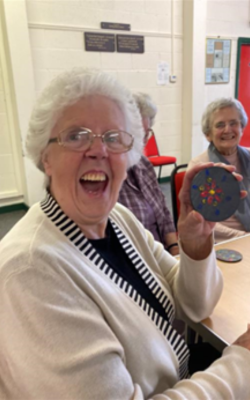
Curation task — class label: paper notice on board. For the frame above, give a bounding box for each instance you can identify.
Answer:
[205,38,231,84]
[157,62,169,85]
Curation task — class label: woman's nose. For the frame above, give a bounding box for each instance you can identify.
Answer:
[85,136,108,158]
[224,123,230,132]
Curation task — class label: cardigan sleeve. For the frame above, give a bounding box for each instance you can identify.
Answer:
[112,202,223,322]
[170,241,223,322]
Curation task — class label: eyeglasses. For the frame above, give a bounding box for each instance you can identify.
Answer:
[47,127,134,153]
[214,120,241,131]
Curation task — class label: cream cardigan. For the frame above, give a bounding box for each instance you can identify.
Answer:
[0,198,250,399]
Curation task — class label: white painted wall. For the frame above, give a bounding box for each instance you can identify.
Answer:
[26,0,184,181]
[205,0,247,105]
[200,0,250,154]
[182,0,207,162]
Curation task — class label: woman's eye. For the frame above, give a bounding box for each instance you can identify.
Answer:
[67,131,88,142]
[69,133,81,141]
[106,133,120,143]
[216,123,224,129]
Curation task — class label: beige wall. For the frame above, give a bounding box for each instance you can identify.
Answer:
[201,0,250,153]
[205,0,250,102]
[26,0,184,182]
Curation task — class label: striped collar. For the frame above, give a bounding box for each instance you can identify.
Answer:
[40,193,189,379]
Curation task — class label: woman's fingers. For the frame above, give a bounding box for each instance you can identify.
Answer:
[232,171,243,181]
[233,324,250,351]
[211,162,236,171]
[240,190,248,199]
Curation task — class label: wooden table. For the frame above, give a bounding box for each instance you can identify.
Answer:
[186,234,250,352]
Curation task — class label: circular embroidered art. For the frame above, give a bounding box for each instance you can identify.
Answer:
[190,166,241,222]
[216,249,243,263]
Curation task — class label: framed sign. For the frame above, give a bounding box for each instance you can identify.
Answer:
[84,32,115,52]
[101,22,130,31]
[117,35,144,53]
[205,38,231,84]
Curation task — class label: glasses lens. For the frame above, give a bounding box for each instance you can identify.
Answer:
[215,120,240,131]
[62,129,91,149]
[215,123,225,130]
[104,131,133,152]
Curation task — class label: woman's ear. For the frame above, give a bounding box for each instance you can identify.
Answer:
[206,132,212,142]
[41,149,52,177]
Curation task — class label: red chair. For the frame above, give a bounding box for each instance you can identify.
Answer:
[170,164,188,228]
[144,130,177,179]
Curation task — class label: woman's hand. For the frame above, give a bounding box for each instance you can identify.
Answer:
[177,162,246,260]
[233,324,250,351]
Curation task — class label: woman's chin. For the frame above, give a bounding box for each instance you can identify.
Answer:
[217,142,238,154]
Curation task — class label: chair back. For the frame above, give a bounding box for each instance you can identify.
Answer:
[144,134,159,157]
[170,164,188,228]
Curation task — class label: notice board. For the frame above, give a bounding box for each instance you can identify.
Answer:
[205,38,231,84]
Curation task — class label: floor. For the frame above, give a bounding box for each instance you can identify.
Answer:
[0,209,27,240]
[0,182,172,240]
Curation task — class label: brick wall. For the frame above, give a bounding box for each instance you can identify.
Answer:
[26,0,184,177]
[205,0,250,105]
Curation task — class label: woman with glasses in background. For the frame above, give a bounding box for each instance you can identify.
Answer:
[119,92,179,256]
[1,70,250,399]
[188,98,250,243]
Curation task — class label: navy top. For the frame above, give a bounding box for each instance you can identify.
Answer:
[89,220,170,321]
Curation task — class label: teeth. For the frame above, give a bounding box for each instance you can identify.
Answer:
[81,172,106,181]
[222,135,234,140]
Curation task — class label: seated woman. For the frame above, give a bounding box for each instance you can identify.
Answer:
[118,92,179,255]
[188,98,250,243]
[0,69,250,399]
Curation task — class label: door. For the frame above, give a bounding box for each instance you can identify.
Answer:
[235,38,250,147]
[0,5,26,207]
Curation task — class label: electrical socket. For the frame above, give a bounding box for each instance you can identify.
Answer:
[169,75,177,83]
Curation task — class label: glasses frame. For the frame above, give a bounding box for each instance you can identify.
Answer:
[47,127,134,154]
[213,120,242,132]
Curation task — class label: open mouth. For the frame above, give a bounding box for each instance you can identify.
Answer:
[80,172,108,195]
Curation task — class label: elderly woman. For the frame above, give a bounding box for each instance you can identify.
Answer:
[0,69,250,399]
[188,98,250,242]
[118,92,179,255]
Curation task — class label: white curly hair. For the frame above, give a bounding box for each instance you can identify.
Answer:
[26,68,144,174]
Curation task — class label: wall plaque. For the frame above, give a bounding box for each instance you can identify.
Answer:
[101,22,130,31]
[84,32,115,52]
[117,35,144,53]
